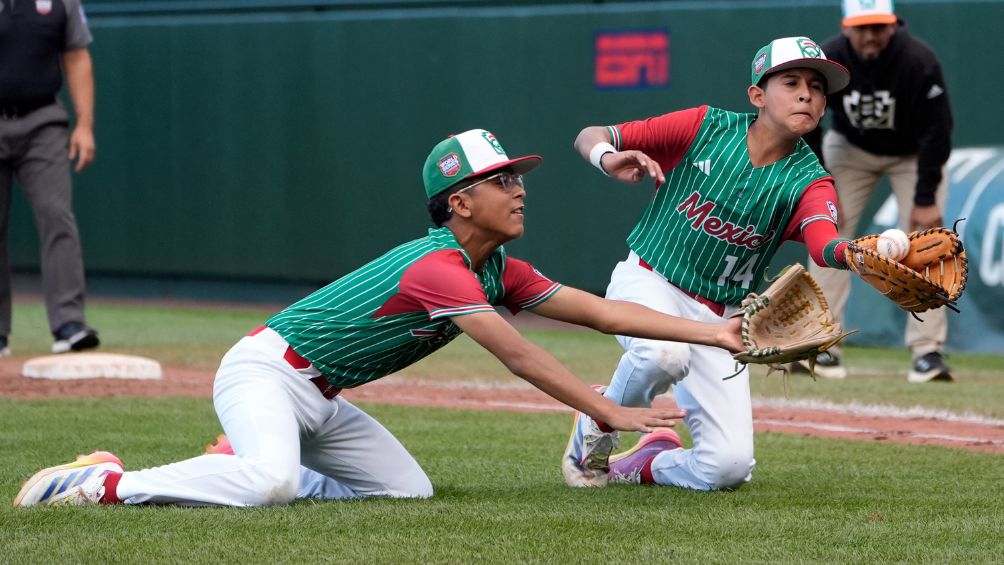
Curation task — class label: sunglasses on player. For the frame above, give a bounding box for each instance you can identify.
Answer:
[454,172,525,196]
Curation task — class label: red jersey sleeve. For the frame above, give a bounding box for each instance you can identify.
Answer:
[782,177,849,268]
[613,105,708,171]
[396,250,494,320]
[500,257,563,315]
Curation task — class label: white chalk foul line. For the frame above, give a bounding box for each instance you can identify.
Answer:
[757,419,1004,446]
[751,397,1004,427]
[369,378,1004,443]
[911,433,1004,446]
[756,419,877,434]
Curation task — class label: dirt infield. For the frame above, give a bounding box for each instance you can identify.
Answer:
[4,358,1003,455]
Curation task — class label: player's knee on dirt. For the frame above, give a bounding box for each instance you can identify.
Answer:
[691,447,755,491]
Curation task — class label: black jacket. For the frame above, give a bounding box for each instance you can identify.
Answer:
[805,21,953,206]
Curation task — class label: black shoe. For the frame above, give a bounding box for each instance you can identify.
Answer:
[908,352,953,383]
[0,335,9,357]
[52,322,100,354]
[790,351,847,379]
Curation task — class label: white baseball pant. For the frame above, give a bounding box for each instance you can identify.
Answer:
[604,252,754,491]
[115,327,433,505]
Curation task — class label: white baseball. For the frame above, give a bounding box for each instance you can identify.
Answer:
[876,229,910,261]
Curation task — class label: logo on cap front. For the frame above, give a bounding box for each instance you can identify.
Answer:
[438,153,462,177]
[36,0,52,14]
[482,132,506,156]
[797,38,821,58]
[754,52,767,74]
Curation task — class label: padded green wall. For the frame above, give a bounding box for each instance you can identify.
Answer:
[9,1,1002,293]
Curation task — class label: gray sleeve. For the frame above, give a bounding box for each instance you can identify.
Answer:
[62,0,93,50]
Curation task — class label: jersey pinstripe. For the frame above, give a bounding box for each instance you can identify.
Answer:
[265,227,561,389]
[613,107,829,305]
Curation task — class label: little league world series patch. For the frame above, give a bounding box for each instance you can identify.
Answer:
[438,153,461,177]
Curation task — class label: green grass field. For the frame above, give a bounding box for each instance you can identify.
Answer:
[2,300,1003,563]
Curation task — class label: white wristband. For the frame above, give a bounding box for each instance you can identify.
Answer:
[589,142,616,176]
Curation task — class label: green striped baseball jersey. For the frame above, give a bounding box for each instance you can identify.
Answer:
[610,105,830,305]
[265,227,562,389]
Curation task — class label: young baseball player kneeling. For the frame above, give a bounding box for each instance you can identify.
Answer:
[564,36,857,490]
[14,129,744,508]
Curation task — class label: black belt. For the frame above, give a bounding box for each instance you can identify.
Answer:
[0,98,55,120]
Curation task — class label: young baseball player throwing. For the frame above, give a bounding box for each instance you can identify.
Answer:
[563,37,856,489]
[15,129,745,508]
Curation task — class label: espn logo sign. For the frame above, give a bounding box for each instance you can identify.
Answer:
[595,30,670,89]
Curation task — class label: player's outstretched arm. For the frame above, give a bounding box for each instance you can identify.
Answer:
[530,287,743,353]
[574,126,665,185]
[451,311,685,432]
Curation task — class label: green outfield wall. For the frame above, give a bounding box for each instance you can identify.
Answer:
[9,0,1003,296]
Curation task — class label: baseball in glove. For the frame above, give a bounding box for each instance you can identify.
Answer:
[726,263,856,389]
[844,226,968,317]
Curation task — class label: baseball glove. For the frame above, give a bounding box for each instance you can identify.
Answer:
[728,263,856,386]
[844,227,967,315]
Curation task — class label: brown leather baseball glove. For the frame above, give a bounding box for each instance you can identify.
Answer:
[730,263,856,382]
[844,227,968,315]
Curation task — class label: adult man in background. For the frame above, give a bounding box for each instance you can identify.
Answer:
[0,0,100,355]
[802,0,954,382]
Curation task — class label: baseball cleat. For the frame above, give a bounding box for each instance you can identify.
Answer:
[204,434,234,455]
[561,385,619,488]
[608,429,682,485]
[13,451,123,507]
[51,322,100,354]
[908,352,954,383]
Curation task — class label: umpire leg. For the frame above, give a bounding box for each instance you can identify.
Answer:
[14,122,88,333]
[0,158,13,338]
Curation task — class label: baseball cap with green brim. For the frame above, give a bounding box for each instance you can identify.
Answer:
[750,36,850,94]
[423,129,542,199]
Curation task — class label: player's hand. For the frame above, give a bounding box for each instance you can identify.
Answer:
[601,405,685,433]
[715,316,745,354]
[600,150,666,185]
[68,125,96,172]
[910,204,942,231]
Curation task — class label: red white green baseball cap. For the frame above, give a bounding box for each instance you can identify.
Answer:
[423,129,542,199]
[842,0,897,27]
[750,36,850,94]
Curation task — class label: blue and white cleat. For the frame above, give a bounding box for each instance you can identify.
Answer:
[561,385,619,488]
[13,451,123,507]
[608,429,682,485]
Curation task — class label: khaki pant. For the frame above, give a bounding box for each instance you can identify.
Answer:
[808,130,948,360]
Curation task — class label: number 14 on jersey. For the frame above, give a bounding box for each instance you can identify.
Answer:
[716,254,759,289]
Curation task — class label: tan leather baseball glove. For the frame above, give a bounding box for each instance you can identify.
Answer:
[844,227,968,315]
[730,263,856,381]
